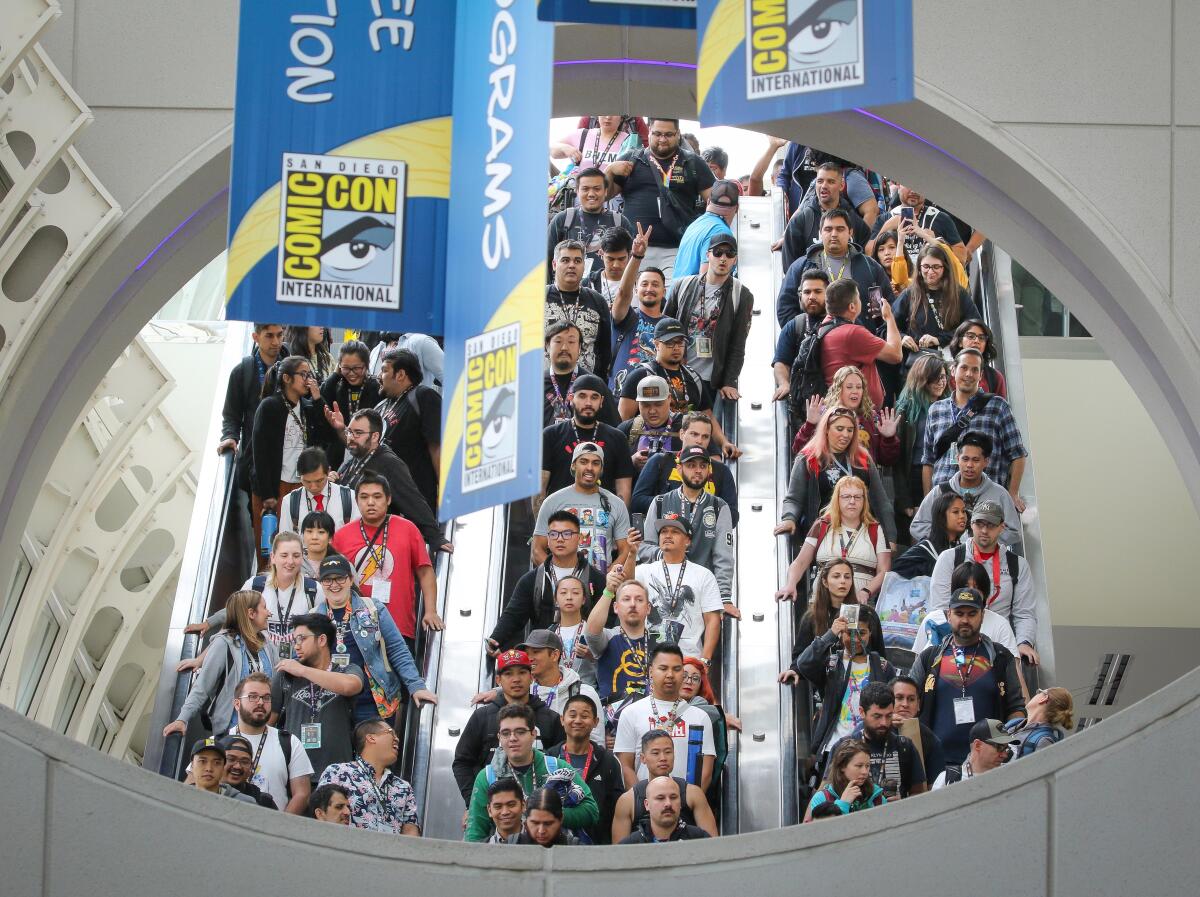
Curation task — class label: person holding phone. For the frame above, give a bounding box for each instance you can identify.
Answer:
[892,243,982,368]
[868,184,968,267]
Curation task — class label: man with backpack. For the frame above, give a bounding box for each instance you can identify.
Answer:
[546,166,633,283]
[772,269,829,432]
[928,501,1039,664]
[279,447,359,535]
[375,348,442,514]
[220,673,313,812]
[606,118,716,283]
[780,162,872,272]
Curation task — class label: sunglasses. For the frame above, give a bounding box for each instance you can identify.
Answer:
[710,248,736,259]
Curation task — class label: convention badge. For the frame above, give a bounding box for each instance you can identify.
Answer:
[840,604,860,627]
[300,723,323,750]
[278,640,292,660]
[953,697,976,725]
[332,654,350,667]
[695,336,713,358]
[371,576,391,604]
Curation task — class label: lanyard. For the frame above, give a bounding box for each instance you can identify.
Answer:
[342,449,376,489]
[357,518,389,577]
[837,525,863,558]
[648,152,678,187]
[830,452,853,479]
[652,363,687,409]
[303,664,334,714]
[661,559,687,604]
[237,726,270,775]
[925,291,946,331]
[592,128,621,164]
[571,421,598,449]
[563,745,595,781]
[285,400,307,446]
[555,290,583,324]
[952,643,982,697]
[679,491,707,535]
[329,604,352,651]
[550,370,578,420]
[973,545,1003,605]
[361,760,395,829]
[822,251,849,282]
[276,582,300,633]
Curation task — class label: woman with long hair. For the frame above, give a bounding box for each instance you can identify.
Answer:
[893,243,981,366]
[804,738,886,821]
[250,355,334,564]
[1004,687,1074,758]
[793,558,858,657]
[948,318,1008,397]
[552,575,596,686]
[680,656,738,782]
[506,788,580,846]
[282,326,333,384]
[791,365,900,465]
[776,406,896,546]
[162,589,280,740]
[894,352,950,516]
[871,229,909,293]
[892,490,968,579]
[777,475,892,603]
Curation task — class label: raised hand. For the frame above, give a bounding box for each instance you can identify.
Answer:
[806,395,823,424]
[877,406,899,438]
[632,222,652,257]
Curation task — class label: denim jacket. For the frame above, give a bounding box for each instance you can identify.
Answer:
[314,592,426,699]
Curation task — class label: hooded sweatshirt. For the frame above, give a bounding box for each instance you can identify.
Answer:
[531,666,604,746]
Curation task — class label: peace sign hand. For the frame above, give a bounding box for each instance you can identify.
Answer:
[632,222,652,258]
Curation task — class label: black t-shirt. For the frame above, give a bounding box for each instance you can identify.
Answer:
[620,362,708,416]
[545,285,613,378]
[542,370,621,428]
[612,148,716,247]
[547,208,633,281]
[541,420,636,494]
[378,386,441,510]
[879,204,963,264]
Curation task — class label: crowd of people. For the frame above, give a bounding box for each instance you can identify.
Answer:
[166,115,1074,844]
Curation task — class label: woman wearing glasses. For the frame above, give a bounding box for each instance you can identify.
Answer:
[891,243,980,370]
[251,355,335,565]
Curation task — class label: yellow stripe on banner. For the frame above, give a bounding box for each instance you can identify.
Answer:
[696,0,745,117]
[225,116,453,301]
[438,261,547,501]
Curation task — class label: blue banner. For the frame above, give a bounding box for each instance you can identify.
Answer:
[225,2,454,333]
[438,1,553,519]
[538,0,696,29]
[697,0,912,127]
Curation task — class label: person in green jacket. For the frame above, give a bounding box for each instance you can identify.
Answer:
[464,704,598,842]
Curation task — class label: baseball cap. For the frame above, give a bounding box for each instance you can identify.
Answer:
[496,649,532,672]
[189,737,226,762]
[707,231,737,253]
[571,441,604,465]
[654,512,692,538]
[948,587,986,611]
[518,629,564,652]
[706,179,740,212]
[218,735,254,755]
[318,554,355,581]
[677,445,709,465]
[573,373,607,395]
[969,718,1018,746]
[653,317,688,343]
[636,375,670,402]
[971,500,1004,525]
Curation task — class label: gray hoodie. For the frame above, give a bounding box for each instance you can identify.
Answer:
[909,472,1022,547]
[178,632,280,733]
[637,487,735,601]
[530,666,604,746]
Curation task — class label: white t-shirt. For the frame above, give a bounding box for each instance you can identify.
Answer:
[239,576,323,649]
[912,608,1019,655]
[280,411,305,483]
[228,725,314,808]
[635,560,724,657]
[280,481,361,533]
[613,694,715,783]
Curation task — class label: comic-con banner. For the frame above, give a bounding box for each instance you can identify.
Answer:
[438,0,553,520]
[538,0,696,29]
[225,3,453,332]
[697,0,912,127]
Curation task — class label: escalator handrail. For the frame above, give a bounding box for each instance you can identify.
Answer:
[143,323,253,777]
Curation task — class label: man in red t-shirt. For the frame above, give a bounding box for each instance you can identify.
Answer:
[819,278,902,408]
[332,473,443,644]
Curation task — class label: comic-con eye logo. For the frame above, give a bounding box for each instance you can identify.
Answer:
[277,152,406,311]
[463,323,520,493]
[745,0,864,100]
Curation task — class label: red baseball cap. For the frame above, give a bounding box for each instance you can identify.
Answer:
[496,649,532,672]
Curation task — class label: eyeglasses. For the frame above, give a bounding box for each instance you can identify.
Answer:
[710,248,735,259]
[339,364,366,375]
[547,530,579,540]
[650,130,677,139]
[919,264,945,273]
[322,575,350,586]
[498,728,531,740]
[840,494,865,502]
[962,331,987,341]
[297,371,317,380]
[346,428,372,438]
[682,674,703,684]
[239,693,271,704]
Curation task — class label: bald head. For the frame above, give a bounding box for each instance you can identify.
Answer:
[645,775,682,829]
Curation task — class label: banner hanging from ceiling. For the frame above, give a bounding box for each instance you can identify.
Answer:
[538,0,696,29]
[697,0,912,127]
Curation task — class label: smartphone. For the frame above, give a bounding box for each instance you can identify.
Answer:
[867,285,883,318]
[900,205,914,225]
[840,604,860,627]
[630,513,646,539]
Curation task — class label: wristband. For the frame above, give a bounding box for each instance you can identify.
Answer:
[602,588,615,598]
[701,658,711,667]
[633,253,645,259]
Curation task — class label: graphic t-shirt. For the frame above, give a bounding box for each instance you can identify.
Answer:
[613,695,715,784]
[331,515,432,639]
[588,627,649,701]
[534,487,630,575]
[610,309,663,393]
[621,363,707,416]
[634,561,724,658]
[271,663,368,780]
[930,644,1000,764]
[833,660,871,742]
[685,283,723,382]
[545,286,612,376]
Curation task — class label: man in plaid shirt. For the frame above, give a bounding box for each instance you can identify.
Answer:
[318,719,420,835]
[921,348,1028,512]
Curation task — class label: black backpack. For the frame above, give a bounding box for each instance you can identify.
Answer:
[788,318,847,423]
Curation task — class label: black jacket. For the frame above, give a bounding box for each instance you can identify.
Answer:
[451,694,566,803]
[221,352,274,490]
[793,628,896,755]
[663,275,755,390]
[781,194,871,272]
[250,392,335,500]
[231,780,279,810]
[910,635,1025,732]
[489,555,607,649]
[337,443,447,549]
[547,742,624,844]
[619,821,711,843]
[319,373,383,468]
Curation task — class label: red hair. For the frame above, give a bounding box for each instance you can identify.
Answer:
[682,656,717,704]
[801,406,872,476]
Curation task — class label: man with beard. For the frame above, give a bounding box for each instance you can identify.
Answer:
[910,587,1025,765]
[829,682,927,800]
[632,514,723,665]
[631,412,739,526]
[544,320,620,426]
[618,376,683,470]
[611,262,668,395]
[225,672,312,813]
[332,408,451,553]
[532,443,631,575]
[772,269,830,399]
[637,446,736,617]
[540,374,636,506]
[610,730,717,842]
[545,239,612,378]
[319,340,381,468]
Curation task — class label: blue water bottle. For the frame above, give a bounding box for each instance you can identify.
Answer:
[261,510,278,559]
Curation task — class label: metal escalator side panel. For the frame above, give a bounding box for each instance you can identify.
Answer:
[418,504,508,841]
[974,244,1057,684]
[144,322,253,778]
